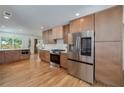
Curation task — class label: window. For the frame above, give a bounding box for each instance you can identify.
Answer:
[1,37,22,49]
[13,38,22,49]
[1,37,13,49]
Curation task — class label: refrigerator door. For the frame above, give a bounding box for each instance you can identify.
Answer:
[78,31,94,64]
[68,33,80,60]
[73,33,79,60]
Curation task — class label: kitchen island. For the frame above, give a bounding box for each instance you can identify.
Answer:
[0,49,30,64]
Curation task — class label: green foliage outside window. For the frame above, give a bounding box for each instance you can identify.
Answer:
[1,37,22,49]
[14,38,22,49]
[1,37,13,49]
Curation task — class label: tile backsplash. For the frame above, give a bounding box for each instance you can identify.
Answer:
[43,39,67,52]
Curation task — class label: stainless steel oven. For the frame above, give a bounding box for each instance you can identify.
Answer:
[50,53,60,65]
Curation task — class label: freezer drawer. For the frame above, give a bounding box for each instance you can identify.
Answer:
[68,59,94,84]
[68,60,78,77]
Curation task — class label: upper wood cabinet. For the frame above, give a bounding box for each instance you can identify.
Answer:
[42,29,55,44]
[0,51,5,64]
[52,26,63,39]
[70,14,94,33]
[79,14,94,32]
[70,19,80,33]
[95,6,123,42]
[42,31,49,44]
[63,24,70,44]
[48,29,55,44]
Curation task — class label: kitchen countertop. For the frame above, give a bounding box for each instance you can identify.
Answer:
[39,49,67,53]
[0,48,30,51]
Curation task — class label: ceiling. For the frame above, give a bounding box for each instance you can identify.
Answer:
[0,5,114,37]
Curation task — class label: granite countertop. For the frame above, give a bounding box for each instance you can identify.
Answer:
[0,48,30,51]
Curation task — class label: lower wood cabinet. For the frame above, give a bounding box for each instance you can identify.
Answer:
[0,51,5,64]
[4,50,21,63]
[63,24,70,44]
[95,42,123,86]
[39,50,50,63]
[60,53,68,69]
[0,49,30,64]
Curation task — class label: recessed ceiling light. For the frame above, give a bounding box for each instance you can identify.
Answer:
[75,13,80,16]
[3,16,9,19]
[3,11,12,19]
[41,26,44,29]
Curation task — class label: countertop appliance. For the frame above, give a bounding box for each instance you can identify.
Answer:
[50,49,65,67]
[67,31,94,84]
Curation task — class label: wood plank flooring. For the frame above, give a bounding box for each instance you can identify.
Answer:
[0,54,104,87]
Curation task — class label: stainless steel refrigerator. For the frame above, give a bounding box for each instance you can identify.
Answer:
[67,31,95,84]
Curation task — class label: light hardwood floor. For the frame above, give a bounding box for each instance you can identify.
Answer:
[0,54,104,87]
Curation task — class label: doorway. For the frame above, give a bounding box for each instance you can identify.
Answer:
[34,39,38,54]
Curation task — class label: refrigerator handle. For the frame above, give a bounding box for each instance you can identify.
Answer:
[76,37,78,51]
[77,37,80,59]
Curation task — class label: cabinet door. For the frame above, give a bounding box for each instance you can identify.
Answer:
[42,31,49,44]
[48,29,55,44]
[70,19,80,33]
[4,50,20,63]
[70,14,94,33]
[52,26,63,39]
[60,53,68,68]
[95,42,123,86]
[68,33,73,45]
[52,28,56,40]
[63,24,70,44]
[39,50,45,61]
[79,14,94,32]
[45,51,50,62]
[0,51,5,64]
[95,6,122,42]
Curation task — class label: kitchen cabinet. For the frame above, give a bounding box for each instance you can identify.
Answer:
[95,6,122,42]
[79,14,94,32]
[52,26,63,39]
[4,50,20,63]
[70,19,80,33]
[63,24,70,44]
[0,51,5,64]
[95,42,123,86]
[42,31,49,44]
[68,33,73,45]
[95,6,123,86]
[60,53,68,69]
[0,49,30,64]
[39,50,50,63]
[42,29,55,44]
[70,14,94,33]
[48,29,55,44]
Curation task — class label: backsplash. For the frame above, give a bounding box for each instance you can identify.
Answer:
[42,39,67,52]
[44,44,67,51]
